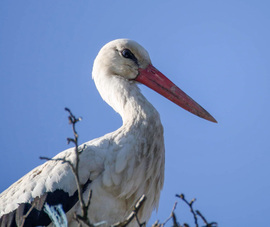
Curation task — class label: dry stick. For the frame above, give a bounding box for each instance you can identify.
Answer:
[19,202,36,227]
[134,211,146,227]
[176,194,218,227]
[195,211,218,227]
[160,202,178,227]
[111,195,146,227]
[176,194,198,227]
[40,108,93,227]
[64,108,92,226]
[195,211,207,226]
[152,194,217,227]
[151,220,160,227]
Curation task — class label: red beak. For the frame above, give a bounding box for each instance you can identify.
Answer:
[136,64,217,123]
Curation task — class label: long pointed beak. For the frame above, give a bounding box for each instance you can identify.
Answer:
[136,64,217,123]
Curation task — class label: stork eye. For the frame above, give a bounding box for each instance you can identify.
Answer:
[121,49,133,58]
[121,49,138,65]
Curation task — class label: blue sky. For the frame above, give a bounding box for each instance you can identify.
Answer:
[0,1,269,226]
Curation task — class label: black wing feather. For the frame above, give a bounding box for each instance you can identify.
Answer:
[0,179,91,227]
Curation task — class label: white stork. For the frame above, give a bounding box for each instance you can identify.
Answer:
[0,39,216,226]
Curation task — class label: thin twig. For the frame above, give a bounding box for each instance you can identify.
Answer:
[40,157,73,167]
[196,210,207,225]
[151,220,160,227]
[64,108,88,221]
[160,202,178,227]
[111,195,146,227]
[196,210,218,227]
[19,202,36,227]
[176,194,198,227]
[175,194,218,227]
[40,108,94,227]
[135,212,146,227]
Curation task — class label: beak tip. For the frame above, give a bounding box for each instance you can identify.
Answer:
[207,116,218,123]
[211,119,218,123]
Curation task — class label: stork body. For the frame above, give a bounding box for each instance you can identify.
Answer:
[0,39,216,226]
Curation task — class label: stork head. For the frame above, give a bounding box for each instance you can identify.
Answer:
[93,39,217,123]
[93,39,151,80]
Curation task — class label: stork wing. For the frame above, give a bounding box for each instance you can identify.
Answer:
[0,142,105,226]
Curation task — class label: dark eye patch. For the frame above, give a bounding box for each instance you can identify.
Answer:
[121,49,139,66]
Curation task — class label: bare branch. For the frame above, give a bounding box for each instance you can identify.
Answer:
[40,108,94,227]
[111,195,146,227]
[160,202,178,227]
[195,210,218,227]
[86,189,92,208]
[173,194,217,227]
[19,202,36,227]
[151,220,160,227]
[176,194,198,227]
